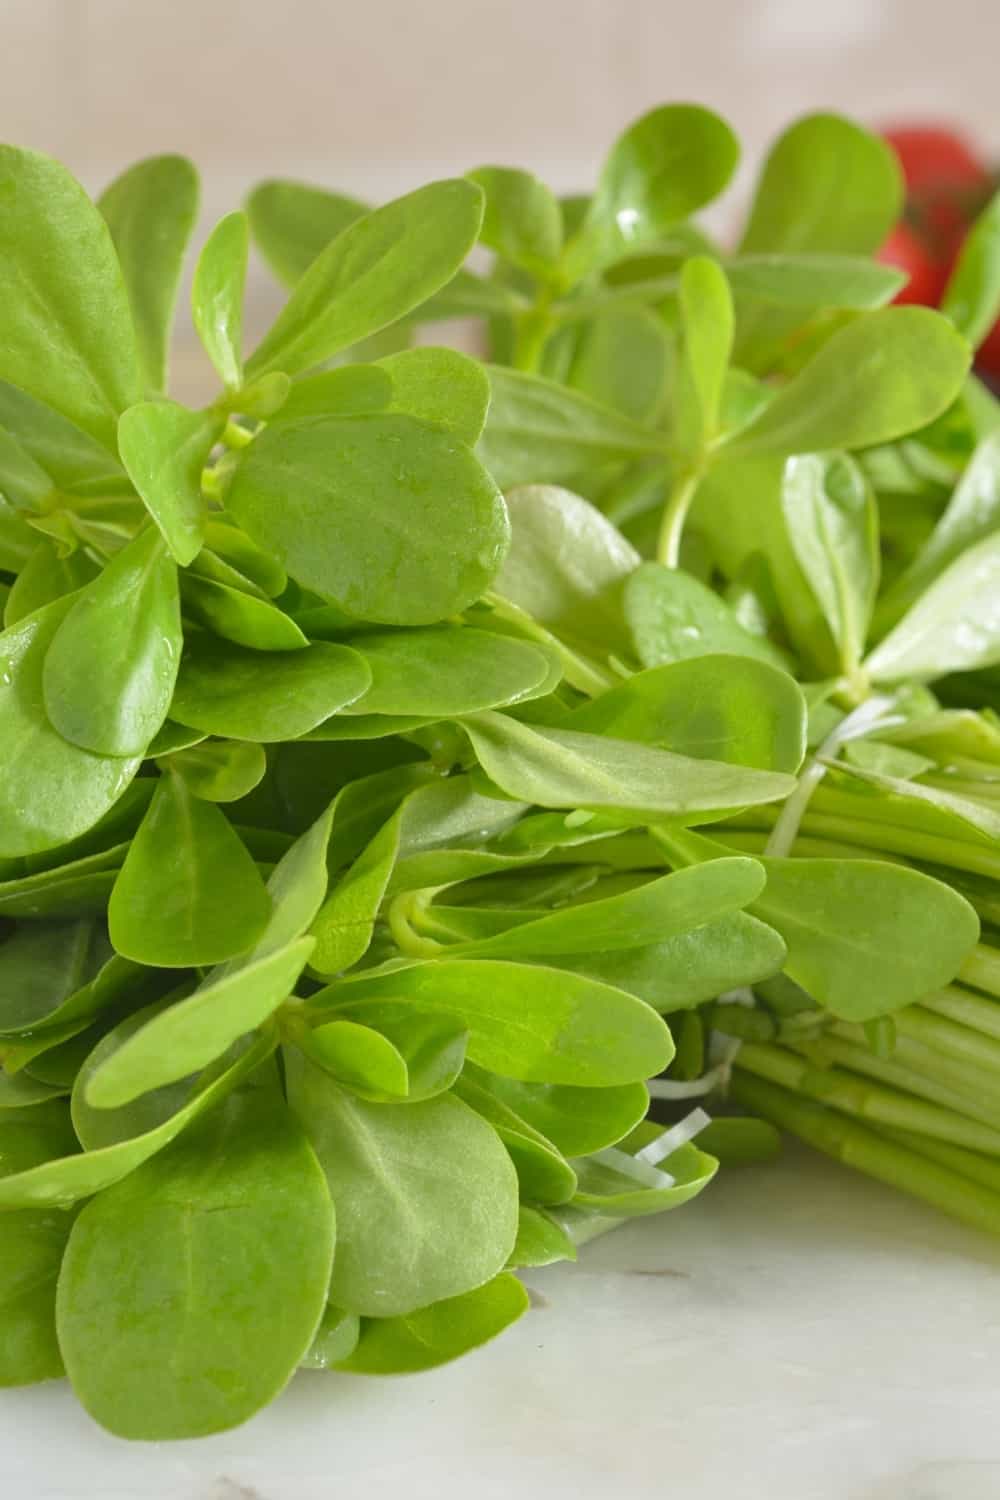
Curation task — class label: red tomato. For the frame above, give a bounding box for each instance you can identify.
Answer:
[882,126,990,194]
[878,222,949,305]
[977,316,1000,381]
[883,126,993,261]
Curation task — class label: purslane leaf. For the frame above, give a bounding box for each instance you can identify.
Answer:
[246,179,484,377]
[191,211,249,389]
[117,401,218,566]
[461,711,797,821]
[98,155,200,394]
[42,527,182,756]
[739,113,902,256]
[107,772,271,967]
[245,178,368,287]
[287,1049,518,1317]
[0,148,143,451]
[325,958,674,1086]
[56,1086,334,1439]
[0,597,142,860]
[725,308,972,459]
[228,414,510,625]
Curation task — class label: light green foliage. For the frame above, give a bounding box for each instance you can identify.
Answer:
[2,100,1000,1440]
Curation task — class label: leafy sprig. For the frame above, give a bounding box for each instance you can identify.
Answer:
[2,99,1000,1438]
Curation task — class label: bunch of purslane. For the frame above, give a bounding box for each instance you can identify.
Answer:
[0,103,998,1438]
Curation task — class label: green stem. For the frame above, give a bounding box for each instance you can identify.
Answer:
[512,297,554,372]
[724,805,1000,881]
[655,470,700,568]
[731,1070,1000,1237]
[386,891,442,959]
[764,694,898,859]
[816,1031,1000,1132]
[880,1126,1000,1196]
[482,591,616,696]
[921,983,1000,1041]
[960,943,1000,999]
[737,1041,1000,1156]
[892,1004,1000,1076]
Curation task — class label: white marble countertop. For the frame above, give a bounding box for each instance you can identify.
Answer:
[6,1144,1000,1500]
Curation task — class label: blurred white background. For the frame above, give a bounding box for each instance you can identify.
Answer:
[3,0,999,374]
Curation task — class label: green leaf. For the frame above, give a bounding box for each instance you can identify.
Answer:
[348,627,552,718]
[730,253,906,372]
[310,809,400,976]
[829,757,1000,842]
[865,532,1000,683]
[563,910,786,1012]
[98,159,197,399]
[941,190,1000,349]
[508,1206,577,1268]
[494,484,639,656]
[192,211,249,388]
[162,739,267,804]
[328,958,673,1085]
[874,431,1000,633]
[0,919,110,1034]
[567,303,671,424]
[228,414,509,625]
[287,1051,517,1316]
[740,114,902,255]
[365,1012,468,1102]
[751,855,980,1021]
[728,254,905,310]
[42,528,181,756]
[3,541,99,628]
[451,1073,577,1205]
[300,1305,360,1370]
[564,105,739,281]
[781,452,878,675]
[467,166,562,277]
[0,844,127,921]
[272,364,392,423]
[0,597,141,859]
[453,859,764,960]
[418,266,527,321]
[297,1019,409,1100]
[378,346,491,444]
[336,1274,529,1374]
[117,400,218,566]
[98,155,199,393]
[108,773,271,967]
[465,1070,648,1157]
[181,574,308,652]
[624,561,788,671]
[170,634,371,741]
[86,939,312,1109]
[461,711,796,821]
[0,1022,272,1210]
[678,255,733,444]
[234,799,337,963]
[477,368,662,489]
[568,656,806,773]
[0,383,129,498]
[203,521,288,597]
[0,1073,68,1109]
[570,1138,717,1217]
[57,1086,334,1439]
[245,179,368,286]
[246,180,484,378]
[0,148,143,450]
[0,1104,78,1385]
[725,308,971,459]
[0,426,54,512]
